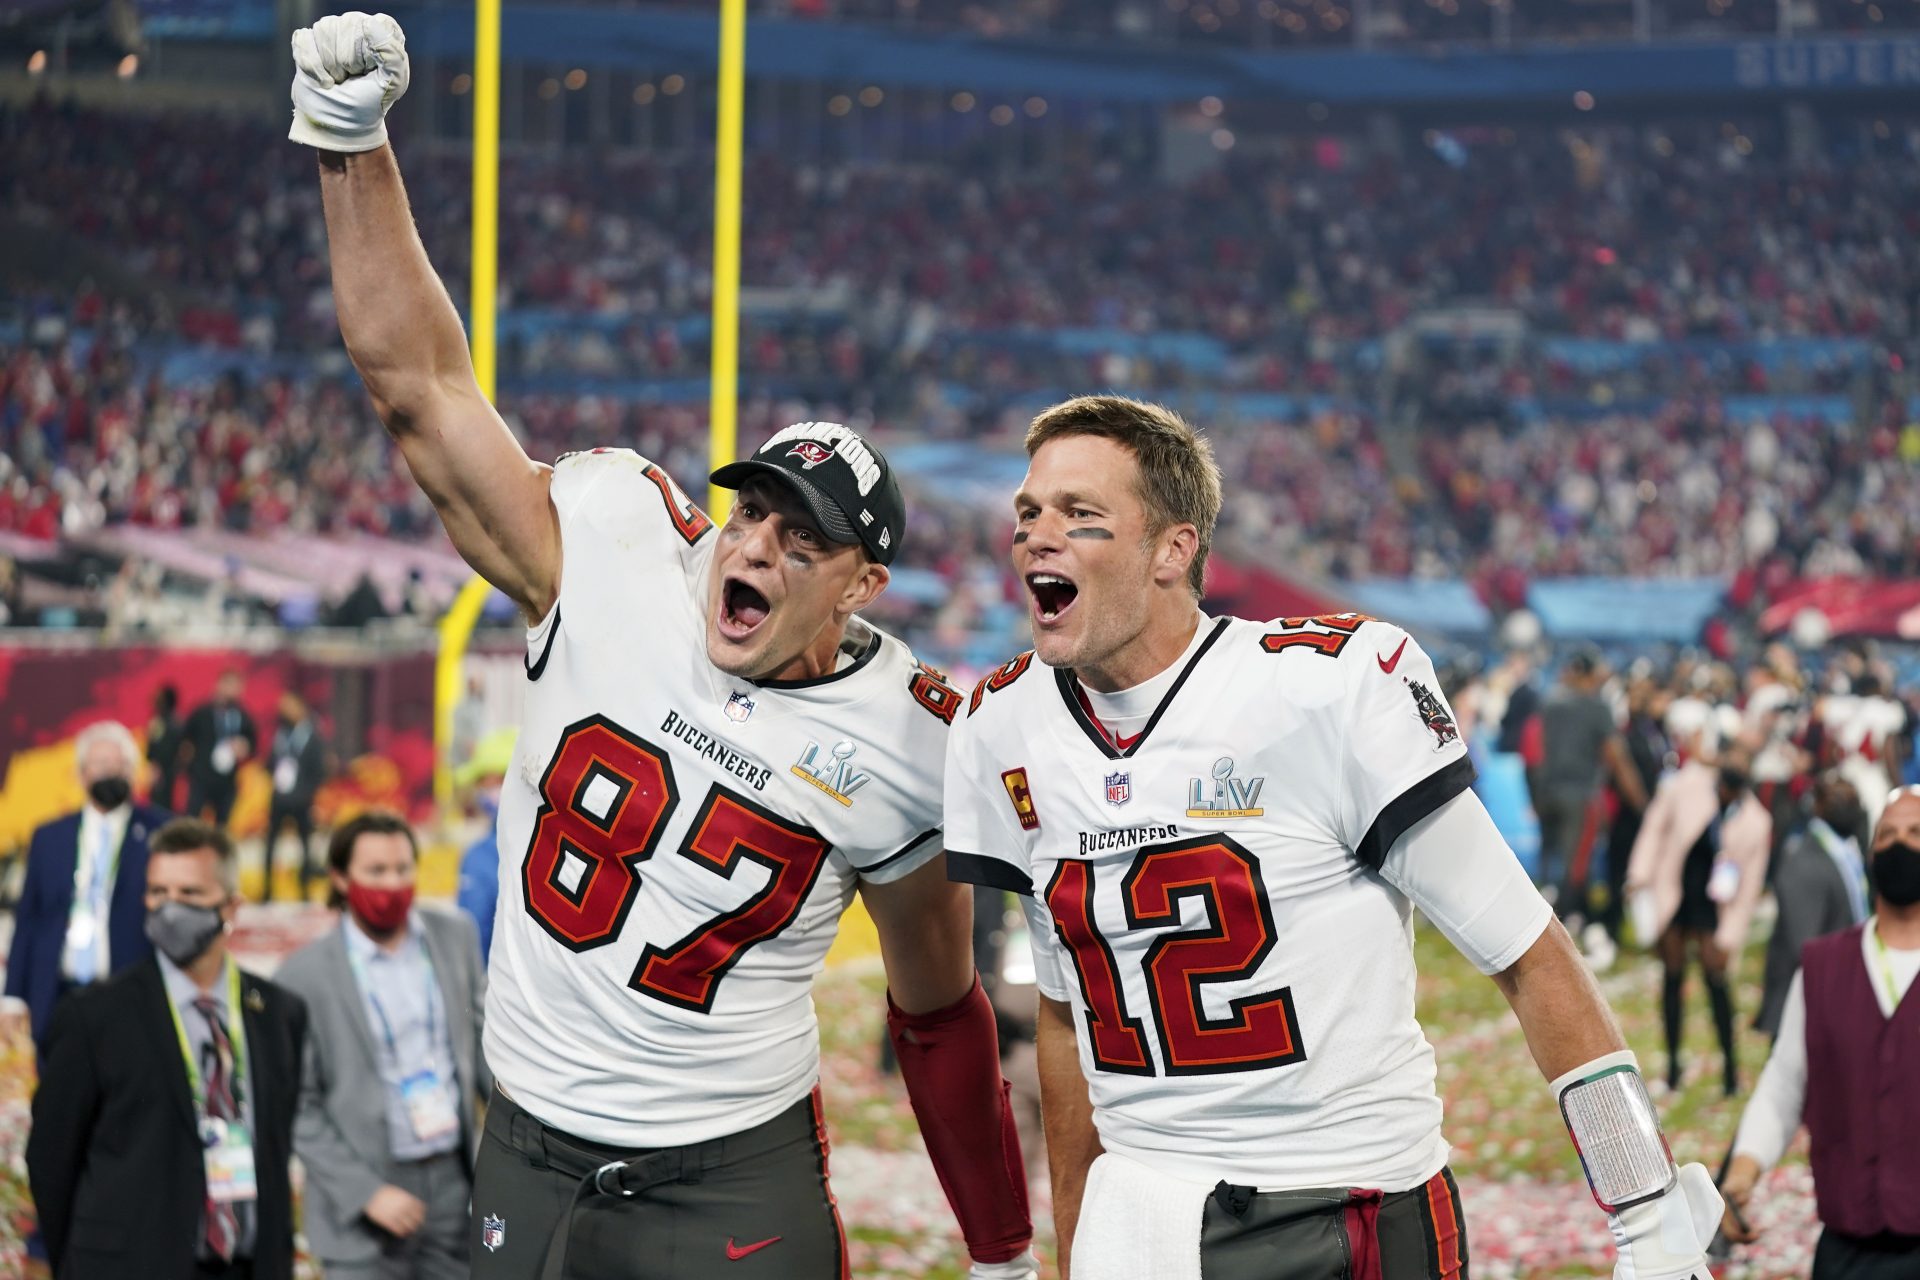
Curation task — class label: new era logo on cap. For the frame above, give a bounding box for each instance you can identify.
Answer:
[709,421,907,566]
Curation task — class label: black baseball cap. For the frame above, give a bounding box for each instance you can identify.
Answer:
[710,422,906,566]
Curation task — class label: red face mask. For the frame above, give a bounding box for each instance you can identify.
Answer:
[347,881,414,933]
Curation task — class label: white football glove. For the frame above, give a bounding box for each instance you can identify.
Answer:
[288,12,410,153]
[1608,1162,1724,1280]
[968,1253,1040,1280]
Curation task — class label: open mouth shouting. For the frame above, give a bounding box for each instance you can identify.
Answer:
[1027,573,1079,626]
[718,577,773,641]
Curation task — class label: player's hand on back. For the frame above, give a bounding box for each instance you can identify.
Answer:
[1608,1162,1724,1280]
[289,12,410,152]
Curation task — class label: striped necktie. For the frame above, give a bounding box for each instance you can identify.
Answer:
[196,998,240,1262]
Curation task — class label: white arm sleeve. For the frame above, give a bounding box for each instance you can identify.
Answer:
[1018,894,1075,1003]
[1732,971,1806,1172]
[1378,788,1554,976]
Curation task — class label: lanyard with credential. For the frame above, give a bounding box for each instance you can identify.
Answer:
[349,938,441,1069]
[1870,922,1903,1011]
[167,961,249,1118]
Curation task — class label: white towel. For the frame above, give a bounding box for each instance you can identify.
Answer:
[1067,1151,1210,1280]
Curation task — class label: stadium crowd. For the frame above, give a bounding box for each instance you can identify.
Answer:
[10,103,1919,367]
[643,0,1920,44]
[4,97,1920,651]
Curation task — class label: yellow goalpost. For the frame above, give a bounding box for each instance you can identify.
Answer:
[433,0,748,818]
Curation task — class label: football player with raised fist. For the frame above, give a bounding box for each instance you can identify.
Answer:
[289,15,1034,1279]
[945,394,1724,1280]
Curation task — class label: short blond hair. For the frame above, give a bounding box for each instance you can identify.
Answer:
[1025,395,1222,598]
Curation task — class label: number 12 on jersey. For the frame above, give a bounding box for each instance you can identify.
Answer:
[1045,836,1307,1077]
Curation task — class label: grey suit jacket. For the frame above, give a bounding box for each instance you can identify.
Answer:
[276,906,490,1264]
[1756,830,1860,1037]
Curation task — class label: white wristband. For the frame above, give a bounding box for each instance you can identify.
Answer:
[1551,1050,1678,1214]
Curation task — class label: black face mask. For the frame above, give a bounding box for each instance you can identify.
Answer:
[1871,842,1920,909]
[87,776,131,811]
[1823,803,1867,840]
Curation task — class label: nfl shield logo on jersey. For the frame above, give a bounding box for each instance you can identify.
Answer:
[482,1215,506,1253]
[1105,771,1131,807]
[724,690,756,722]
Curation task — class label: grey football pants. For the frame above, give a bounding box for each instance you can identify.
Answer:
[1197,1167,1468,1280]
[469,1085,848,1280]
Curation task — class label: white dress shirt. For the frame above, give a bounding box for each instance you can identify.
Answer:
[61,803,131,982]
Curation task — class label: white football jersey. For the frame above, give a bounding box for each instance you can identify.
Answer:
[946,613,1474,1192]
[485,448,961,1148]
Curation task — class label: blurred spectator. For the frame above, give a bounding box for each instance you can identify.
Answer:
[184,669,258,827]
[1594,672,1671,957]
[276,812,487,1280]
[1721,791,1920,1268]
[264,690,329,903]
[1754,774,1869,1039]
[450,676,485,774]
[1821,672,1911,833]
[2,721,167,1049]
[1627,749,1770,1096]
[0,554,25,626]
[333,573,393,629]
[1535,648,1646,923]
[454,729,517,966]
[146,683,187,811]
[27,818,308,1280]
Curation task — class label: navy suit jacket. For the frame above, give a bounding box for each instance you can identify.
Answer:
[5,804,169,1043]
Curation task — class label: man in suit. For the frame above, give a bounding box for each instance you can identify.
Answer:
[184,670,258,828]
[28,818,308,1280]
[263,690,329,902]
[1754,774,1869,1038]
[4,720,170,1048]
[276,812,487,1279]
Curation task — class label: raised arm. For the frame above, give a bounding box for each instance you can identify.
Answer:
[293,14,558,617]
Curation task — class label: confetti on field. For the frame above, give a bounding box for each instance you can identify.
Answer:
[0,914,1819,1279]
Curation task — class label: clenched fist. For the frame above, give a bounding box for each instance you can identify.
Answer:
[289,12,410,153]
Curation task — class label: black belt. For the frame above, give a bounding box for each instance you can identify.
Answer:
[488,1086,815,1280]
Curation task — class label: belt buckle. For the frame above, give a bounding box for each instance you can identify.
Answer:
[593,1160,634,1197]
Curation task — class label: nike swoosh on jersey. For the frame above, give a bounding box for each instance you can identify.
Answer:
[726,1236,782,1260]
[1377,637,1409,674]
